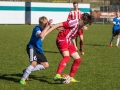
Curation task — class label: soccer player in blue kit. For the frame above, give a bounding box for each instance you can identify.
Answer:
[19,16,52,85]
[110,12,120,47]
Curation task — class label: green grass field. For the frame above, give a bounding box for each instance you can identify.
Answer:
[0,24,120,90]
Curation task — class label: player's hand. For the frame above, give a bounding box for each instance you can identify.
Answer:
[74,46,78,51]
[48,19,53,25]
[83,26,88,30]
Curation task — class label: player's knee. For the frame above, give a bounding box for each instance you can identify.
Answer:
[43,63,49,68]
[118,35,120,38]
[31,61,37,67]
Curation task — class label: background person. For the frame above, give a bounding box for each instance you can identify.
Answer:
[44,13,94,82]
[19,16,53,85]
[109,12,120,47]
[67,1,88,55]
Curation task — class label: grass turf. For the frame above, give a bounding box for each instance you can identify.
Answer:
[0,24,120,90]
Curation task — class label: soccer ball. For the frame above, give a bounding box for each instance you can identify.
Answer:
[61,74,71,84]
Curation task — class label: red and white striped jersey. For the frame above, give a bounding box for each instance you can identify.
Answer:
[67,8,82,20]
[57,19,79,43]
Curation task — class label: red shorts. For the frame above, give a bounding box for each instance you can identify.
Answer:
[56,39,77,55]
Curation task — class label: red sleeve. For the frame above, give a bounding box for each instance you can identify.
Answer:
[62,21,70,29]
[67,13,72,21]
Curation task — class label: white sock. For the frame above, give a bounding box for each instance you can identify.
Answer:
[116,38,120,46]
[32,64,45,71]
[21,65,34,80]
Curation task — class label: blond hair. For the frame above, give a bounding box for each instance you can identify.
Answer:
[39,16,48,29]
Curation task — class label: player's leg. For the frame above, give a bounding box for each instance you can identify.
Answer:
[22,52,49,80]
[32,53,49,71]
[31,62,48,71]
[110,30,115,47]
[116,30,120,47]
[69,44,82,82]
[54,40,70,81]
[20,47,37,85]
[116,36,120,47]
[20,61,37,85]
[54,51,70,81]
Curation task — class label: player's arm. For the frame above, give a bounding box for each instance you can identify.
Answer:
[45,23,63,37]
[67,14,72,21]
[113,18,119,25]
[83,25,88,30]
[39,25,51,39]
[39,19,53,38]
[44,20,74,38]
[71,36,78,50]
[113,19,116,25]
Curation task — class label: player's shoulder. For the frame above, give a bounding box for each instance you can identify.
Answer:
[69,19,78,22]
[34,25,41,31]
[68,19,78,26]
[34,25,40,29]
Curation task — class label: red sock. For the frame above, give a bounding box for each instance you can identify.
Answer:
[56,56,70,74]
[80,40,84,51]
[69,58,82,77]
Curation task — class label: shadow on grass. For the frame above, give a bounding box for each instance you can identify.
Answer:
[85,44,108,46]
[0,74,22,82]
[44,50,59,53]
[27,75,63,84]
[0,74,62,84]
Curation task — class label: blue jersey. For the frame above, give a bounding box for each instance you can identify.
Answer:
[27,25,44,54]
[113,17,120,30]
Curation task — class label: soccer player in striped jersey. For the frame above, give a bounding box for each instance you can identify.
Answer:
[110,12,120,47]
[44,13,94,82]
[67,1,88,55]
[19,16,53,85]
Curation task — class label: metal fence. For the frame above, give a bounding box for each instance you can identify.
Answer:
[92,5,120,24]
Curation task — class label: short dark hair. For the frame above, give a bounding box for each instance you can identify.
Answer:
[73,1,78,4]
[81,13,94,25]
